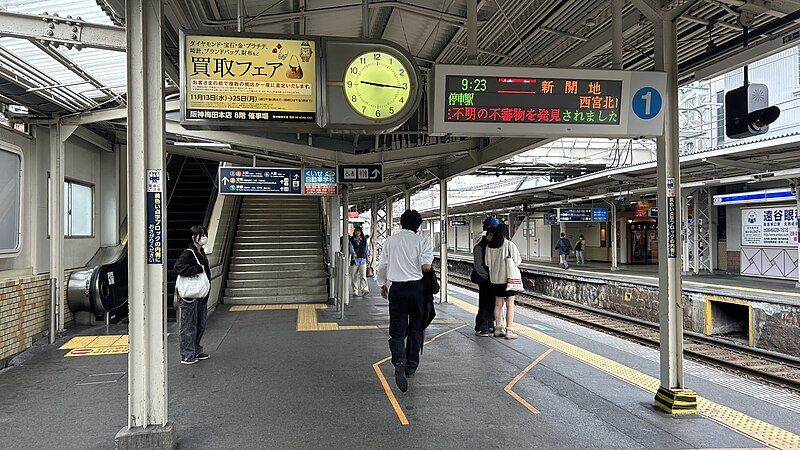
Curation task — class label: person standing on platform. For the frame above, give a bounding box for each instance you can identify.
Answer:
[555,232,572,270]
[375,210,434,393]
[485,224,522,340]
[174,225,212,365]
[349,226,370,297]
[575,234,586,265]
[472,216,498,337]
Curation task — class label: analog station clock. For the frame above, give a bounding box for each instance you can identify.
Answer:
[343,51,412,121]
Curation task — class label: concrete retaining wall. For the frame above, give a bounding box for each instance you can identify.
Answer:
[439,257,800,357]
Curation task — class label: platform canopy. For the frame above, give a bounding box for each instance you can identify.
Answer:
[0,0,798,204]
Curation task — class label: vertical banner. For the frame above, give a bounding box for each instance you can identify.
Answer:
[147,169,163,264]
[666,177,676,259]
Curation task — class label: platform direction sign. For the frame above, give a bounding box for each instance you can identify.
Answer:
[219,167,302,195]
[338,164,383,184]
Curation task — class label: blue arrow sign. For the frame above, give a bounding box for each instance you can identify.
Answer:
[218,167,302,195]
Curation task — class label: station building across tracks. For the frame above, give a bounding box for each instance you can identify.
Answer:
[1,0,800,448]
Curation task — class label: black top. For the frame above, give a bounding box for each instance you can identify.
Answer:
[174,246,211,279]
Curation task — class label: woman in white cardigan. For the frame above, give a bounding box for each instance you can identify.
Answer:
[484,224,522,339]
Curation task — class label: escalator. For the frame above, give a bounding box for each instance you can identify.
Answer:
[165,156,219,318]
[66,155,219,322]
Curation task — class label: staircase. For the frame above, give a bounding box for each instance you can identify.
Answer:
[224,196,328,305]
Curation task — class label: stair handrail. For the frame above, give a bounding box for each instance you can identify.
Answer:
[202,161,221,227]
[320,198,332,295]
[167,156,188,206]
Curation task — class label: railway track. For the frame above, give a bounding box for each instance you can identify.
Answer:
[447,272,800,393]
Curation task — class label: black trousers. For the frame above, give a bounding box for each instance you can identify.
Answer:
[388,280,425,371]
[474,280,496,332]
[179,296,208,360]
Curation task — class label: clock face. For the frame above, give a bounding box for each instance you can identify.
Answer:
[343,51,412,120]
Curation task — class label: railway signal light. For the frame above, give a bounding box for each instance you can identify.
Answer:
[725,83,780,139]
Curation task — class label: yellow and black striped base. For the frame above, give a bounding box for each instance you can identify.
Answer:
[654,386,698,414]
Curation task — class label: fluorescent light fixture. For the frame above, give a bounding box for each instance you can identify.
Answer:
[173,141,231,148]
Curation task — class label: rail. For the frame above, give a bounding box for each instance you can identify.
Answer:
[445,270,800,392]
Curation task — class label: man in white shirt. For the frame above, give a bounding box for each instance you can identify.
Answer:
[375,210,434,393]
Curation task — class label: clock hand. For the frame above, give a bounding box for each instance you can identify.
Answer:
[360,80,406,89]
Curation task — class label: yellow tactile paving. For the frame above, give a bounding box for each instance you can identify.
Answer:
[59,335,129,357]
[59,336,99,350]
[448,295,800,450]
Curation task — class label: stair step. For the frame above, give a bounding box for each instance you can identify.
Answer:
[225,285,327,297]
[234,230,320,236]
[224,294,328,305]
[233,241,321,248]
[229,262,324,271]
[230,254,321,263]
[227,270,325,280]
[232,249,322,258]
[234,235,322,242]
[227,277,326,288]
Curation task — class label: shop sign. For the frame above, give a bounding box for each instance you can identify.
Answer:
[742,206,799,247]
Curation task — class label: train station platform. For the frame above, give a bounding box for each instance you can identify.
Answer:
[446,251,800,306]
[2,280,800,449]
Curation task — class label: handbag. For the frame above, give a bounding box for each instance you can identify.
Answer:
[176,249,210,299]
[366,265,374,278]
[505,243,524,292]
[286,55,303,79]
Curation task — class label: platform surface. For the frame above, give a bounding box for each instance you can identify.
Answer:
[1,279,800,449]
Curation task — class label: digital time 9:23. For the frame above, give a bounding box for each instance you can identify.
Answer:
[460,78,487,92]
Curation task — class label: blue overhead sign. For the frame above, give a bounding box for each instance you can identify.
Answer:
[219,167,302,195]
[592,208,608,222]
[558,207,609,222]
[713,189,794,206]
[338,164,383,184]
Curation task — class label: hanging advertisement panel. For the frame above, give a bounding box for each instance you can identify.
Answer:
[181,31,318,125]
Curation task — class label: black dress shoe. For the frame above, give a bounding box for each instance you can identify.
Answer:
[394,363,408,392]
[404,369,416,379]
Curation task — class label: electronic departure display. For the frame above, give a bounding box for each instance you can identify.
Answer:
[444,76,623,125]
[444,75,622,125]
[429,64,667,138]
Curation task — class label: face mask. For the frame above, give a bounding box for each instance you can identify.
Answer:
[199,236,208,246]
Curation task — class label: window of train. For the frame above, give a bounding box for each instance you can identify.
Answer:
[0,146,22,255]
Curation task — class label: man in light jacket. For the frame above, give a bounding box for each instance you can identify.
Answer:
[375,210,434,393]
[555,232,572,269]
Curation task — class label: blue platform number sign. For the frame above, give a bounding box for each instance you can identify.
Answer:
[146,169,163,265]
[632,87,662,120]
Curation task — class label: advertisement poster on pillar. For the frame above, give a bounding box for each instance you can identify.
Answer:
[741,206,799,247]
[180,31,319,126]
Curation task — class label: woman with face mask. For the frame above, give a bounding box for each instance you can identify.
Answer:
[173,225,212,365]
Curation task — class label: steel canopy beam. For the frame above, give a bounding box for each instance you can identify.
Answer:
[557,9,643,67]
[0,10,125,51]
[432,138,553,180]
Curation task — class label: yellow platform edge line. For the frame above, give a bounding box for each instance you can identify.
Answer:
[447,295,800,450]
